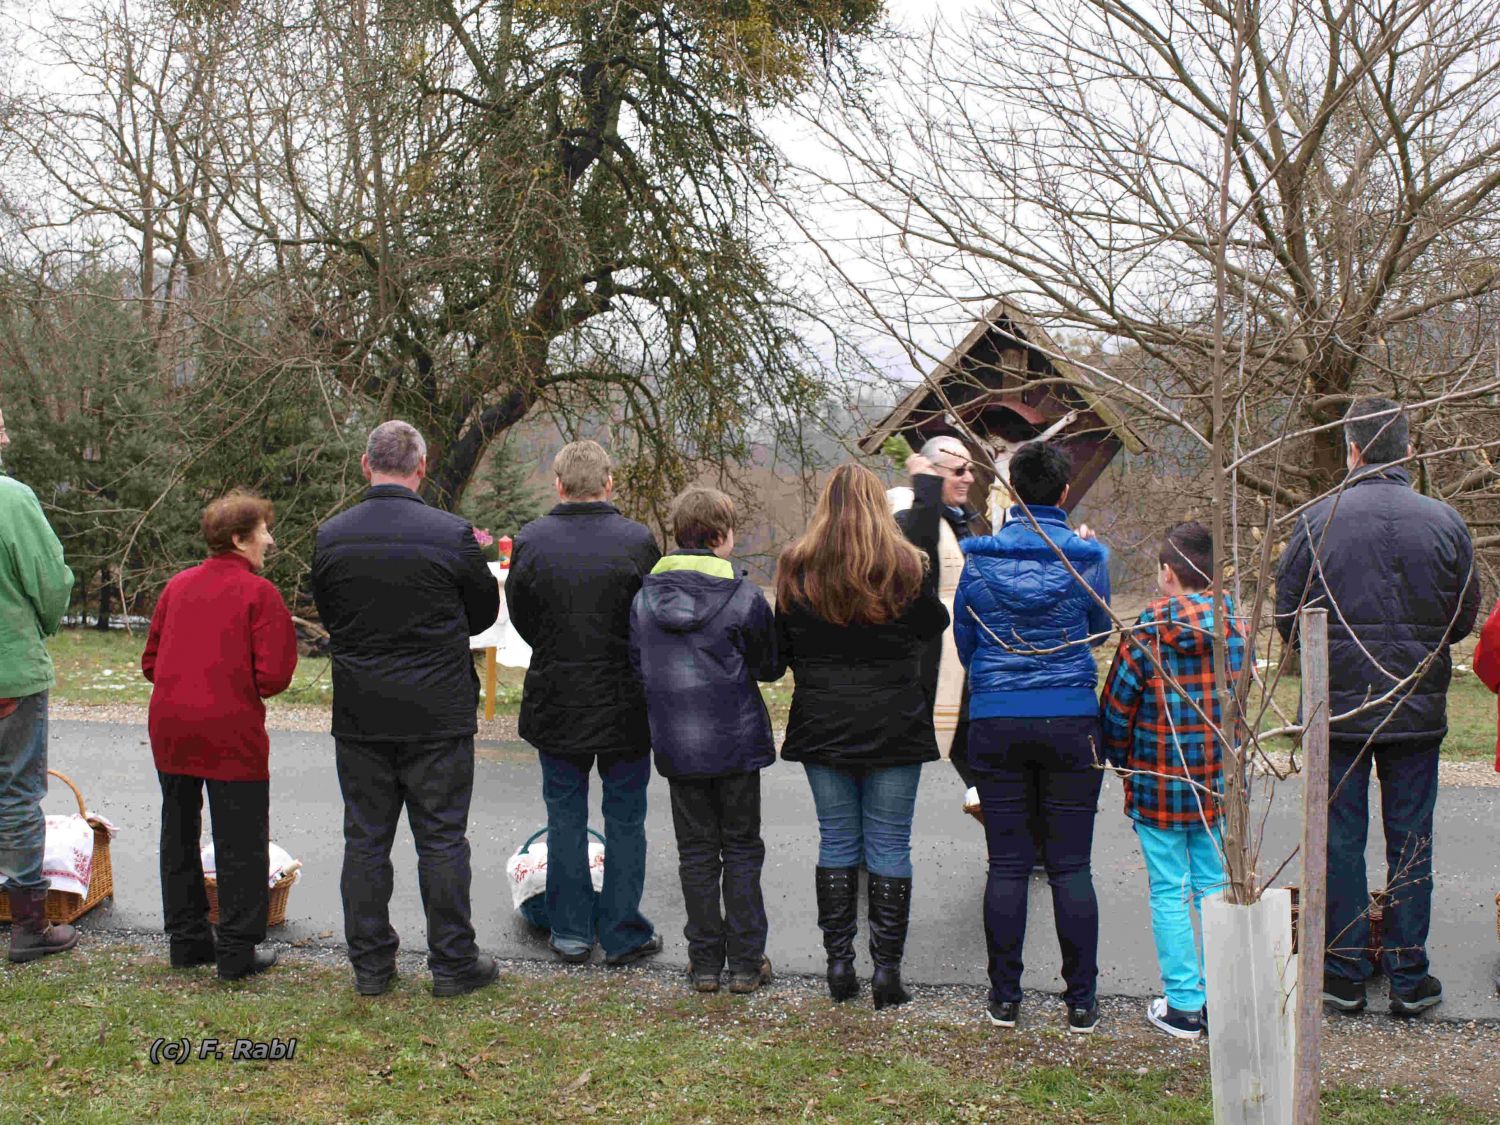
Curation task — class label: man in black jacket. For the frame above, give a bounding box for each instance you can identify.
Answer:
[311,420,501,999]
[1276,398,1480,1018]
[507,439,663,966]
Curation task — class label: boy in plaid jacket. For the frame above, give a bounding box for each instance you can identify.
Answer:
[1100,522,1245,1040]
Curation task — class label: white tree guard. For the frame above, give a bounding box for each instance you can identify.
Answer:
[1203,888,1297,1125]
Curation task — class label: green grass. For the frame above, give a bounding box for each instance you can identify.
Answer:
[46,629,337,710]
[0,946,1485,1123]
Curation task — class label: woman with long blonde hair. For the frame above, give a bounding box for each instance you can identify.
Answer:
[775,463,948,1009]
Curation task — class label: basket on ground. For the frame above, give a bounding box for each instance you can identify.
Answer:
[205,868,298,927]
[508,827,605,930]
[0,770,114,924]
[1288,883,1384,972]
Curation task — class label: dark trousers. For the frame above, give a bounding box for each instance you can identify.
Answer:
[335,736,479,980]
[667,771,768,974]
[538,750,653,959]
[969,715,1103,1007]
[1326,740,1439,993]
[158,772,268,963]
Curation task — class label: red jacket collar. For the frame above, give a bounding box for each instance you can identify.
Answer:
[204,552,255,572]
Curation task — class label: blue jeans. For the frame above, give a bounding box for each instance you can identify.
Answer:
[539,751,654,958]
[0,692,50,892]
[802,763,922,878]
[1326,740,1438,993]
[1135,822,1225,1012]
[969,715,1103,1007]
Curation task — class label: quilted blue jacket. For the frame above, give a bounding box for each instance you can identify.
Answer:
[953,506,1112,718]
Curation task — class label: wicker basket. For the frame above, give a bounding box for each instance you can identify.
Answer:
[0,769,114,924]
[205,868,298,927]
[1287,884,1383,971]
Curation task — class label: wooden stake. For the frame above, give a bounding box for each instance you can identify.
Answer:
[484,646,498,722]
[1294,608,1329,1123]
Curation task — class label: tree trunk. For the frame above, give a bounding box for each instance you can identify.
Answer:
[422,389,534,512]
[95,564,112,630]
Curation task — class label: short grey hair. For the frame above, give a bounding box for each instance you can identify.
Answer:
[1344,398,1408,465]
[919,434,969,463]
[366,420,427,476]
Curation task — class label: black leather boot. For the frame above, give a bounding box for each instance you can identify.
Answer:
[815,866,860,1001]
[868,874,912,1011]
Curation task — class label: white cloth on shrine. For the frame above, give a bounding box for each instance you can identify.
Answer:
[469,563,532,668]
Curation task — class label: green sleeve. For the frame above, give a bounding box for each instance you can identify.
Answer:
[4,483,74,635]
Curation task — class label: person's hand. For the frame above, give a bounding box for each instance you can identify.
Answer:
[906,454,936,477]
[1076,523,1096,540]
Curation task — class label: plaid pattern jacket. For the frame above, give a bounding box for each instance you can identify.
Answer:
[1100,593,1246,830]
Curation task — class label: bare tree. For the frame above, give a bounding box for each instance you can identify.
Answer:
[783,0,1500,917]
[20,0,885,520]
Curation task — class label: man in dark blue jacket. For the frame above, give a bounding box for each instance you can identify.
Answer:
[629,487,783,994]
[312,420,501,999]
[507,440,662,967]
[1276,397,1479,1018]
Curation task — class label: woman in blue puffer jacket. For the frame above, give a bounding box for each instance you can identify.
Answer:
[953,440,1112,1035]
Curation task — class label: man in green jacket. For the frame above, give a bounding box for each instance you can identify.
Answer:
[0,405,79,962]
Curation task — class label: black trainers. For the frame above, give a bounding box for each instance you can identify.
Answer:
[169,938,216,969]
[219,948,280,984]
[432,954,499,998]
[1067,1001,1100,1034]
[1389,975,1443,1017]
[729,957,773,995]
[354,967,398,996]
[1147,997,1203,1040]
[605,933,663,967]
[1322,974,1368,1013]
[987,1000,1019,1028]
[218,947,278,981]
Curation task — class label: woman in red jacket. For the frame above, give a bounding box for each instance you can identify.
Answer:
[142,491,298,980]
[1471,598,1500,774]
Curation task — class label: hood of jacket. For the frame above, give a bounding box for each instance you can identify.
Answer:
[961,507,1108,613]
[638,552,739,634]
[1137,593,1238,656]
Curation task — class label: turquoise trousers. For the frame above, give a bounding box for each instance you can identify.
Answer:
[1134,821,1226,1013]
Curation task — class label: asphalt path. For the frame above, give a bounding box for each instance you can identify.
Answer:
[41,720,1500,1021]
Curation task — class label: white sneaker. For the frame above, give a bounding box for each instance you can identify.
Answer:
[962,787,981,814]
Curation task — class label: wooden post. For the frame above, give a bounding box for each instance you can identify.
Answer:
[484,647,498,722]
[1293,608,1329,1124]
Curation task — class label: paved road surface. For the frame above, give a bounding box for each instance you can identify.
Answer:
[41,720,1500,1021]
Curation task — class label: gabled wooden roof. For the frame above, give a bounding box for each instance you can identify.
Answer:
[857,298,1147,456]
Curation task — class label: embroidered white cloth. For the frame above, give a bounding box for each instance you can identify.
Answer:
[42,812,118,898]
[200,841,301,888]
[505,837,605,911]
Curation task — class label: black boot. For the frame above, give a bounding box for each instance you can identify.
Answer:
[868,874,912,1011]
[815,866,860,1001]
